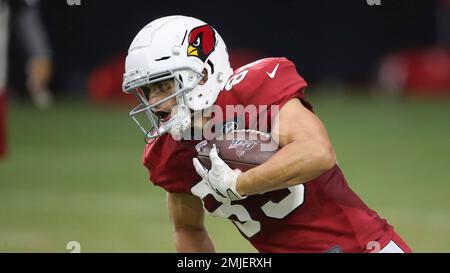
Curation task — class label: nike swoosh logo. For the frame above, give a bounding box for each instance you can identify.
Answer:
[266,63,280,79]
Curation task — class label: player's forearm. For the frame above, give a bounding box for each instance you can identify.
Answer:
[174,228,215,253]
[236,139,336,196]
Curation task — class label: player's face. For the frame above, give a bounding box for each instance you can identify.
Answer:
[138,79,177,123]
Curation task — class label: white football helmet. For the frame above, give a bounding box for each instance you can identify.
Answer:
[122,15,233,140]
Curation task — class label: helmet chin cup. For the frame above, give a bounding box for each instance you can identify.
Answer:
[143,106,191,141]
[168,105,192,140]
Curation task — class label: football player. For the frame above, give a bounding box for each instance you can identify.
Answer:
[122,15,411,253]
[1,0,53,159]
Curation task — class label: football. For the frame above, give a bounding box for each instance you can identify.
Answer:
[196,130,279,172]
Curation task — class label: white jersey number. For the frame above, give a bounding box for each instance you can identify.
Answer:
[261,185,304,219]
[191,181,305,238]
[223,59,266,91]
[224,70,248,91]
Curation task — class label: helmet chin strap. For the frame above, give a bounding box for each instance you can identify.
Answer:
[159,96,192,139]
[145,106,191,141]
[158,106,190,133]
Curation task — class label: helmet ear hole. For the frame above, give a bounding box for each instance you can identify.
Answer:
[199,68,209,85]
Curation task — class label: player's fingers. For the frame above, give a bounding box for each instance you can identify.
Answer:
[193,158,208,178]
[209,145,224,166]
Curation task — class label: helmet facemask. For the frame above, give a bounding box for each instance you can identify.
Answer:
[127,68,204,141]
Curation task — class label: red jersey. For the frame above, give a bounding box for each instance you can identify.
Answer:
[142,57,407,253]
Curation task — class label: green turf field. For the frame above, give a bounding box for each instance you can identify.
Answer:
[1,92,450,252]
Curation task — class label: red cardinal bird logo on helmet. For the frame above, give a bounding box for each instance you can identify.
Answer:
[187,25,216,62]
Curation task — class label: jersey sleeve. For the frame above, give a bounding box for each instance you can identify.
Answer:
[233,57,311,110]
[142,135,200,194]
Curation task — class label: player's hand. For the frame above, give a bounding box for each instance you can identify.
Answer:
[193,145,246,201]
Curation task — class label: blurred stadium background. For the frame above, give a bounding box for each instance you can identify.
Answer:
[1,0,450,252]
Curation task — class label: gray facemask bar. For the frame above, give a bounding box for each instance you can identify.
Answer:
[128,68,203,140]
